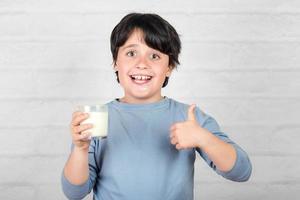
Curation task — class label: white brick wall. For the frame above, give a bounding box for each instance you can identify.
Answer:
[1,1,299,199]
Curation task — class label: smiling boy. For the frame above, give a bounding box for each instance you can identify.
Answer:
[114,28,172,104]
[62,13,252,200]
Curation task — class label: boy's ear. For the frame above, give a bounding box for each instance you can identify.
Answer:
[113,63,118,71]
[166,66,173,77]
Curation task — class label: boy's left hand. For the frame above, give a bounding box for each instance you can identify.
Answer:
[170,104,205,150]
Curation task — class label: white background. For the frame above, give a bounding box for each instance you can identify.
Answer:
[0,0,299,199]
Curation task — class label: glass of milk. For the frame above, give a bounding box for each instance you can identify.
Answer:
[77,104,108,138]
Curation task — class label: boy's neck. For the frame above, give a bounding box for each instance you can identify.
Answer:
[118,95,165,104]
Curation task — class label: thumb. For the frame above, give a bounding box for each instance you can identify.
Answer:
[187,104,197,121]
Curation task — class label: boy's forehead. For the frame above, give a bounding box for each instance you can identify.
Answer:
[120,29,164,54]
[124,29,146,45]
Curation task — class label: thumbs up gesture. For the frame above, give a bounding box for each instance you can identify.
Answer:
[170,104,207,150]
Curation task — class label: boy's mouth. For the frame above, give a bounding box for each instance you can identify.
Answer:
[130,74,153,85]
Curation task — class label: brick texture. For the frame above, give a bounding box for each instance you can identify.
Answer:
[1,1,300,199]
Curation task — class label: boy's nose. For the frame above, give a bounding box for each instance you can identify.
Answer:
[136,57,150,69]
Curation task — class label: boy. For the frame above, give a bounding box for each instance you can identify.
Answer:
[61,13,252,200]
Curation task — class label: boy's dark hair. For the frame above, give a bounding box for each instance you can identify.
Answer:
[110,13,181,69]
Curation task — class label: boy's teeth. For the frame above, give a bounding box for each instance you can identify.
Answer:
[132,75,151,80]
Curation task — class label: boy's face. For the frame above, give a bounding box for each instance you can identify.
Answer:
[114,29,172,103]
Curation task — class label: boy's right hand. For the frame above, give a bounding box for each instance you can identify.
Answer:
[70,111,93,151]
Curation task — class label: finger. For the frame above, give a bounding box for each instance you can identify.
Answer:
[170,126,176,134]
[72,111,82,119]
[80,132,92,141]
[72,124,93,134]
[169,131,175,138]
[170,137,178,145]
[72,113,89,126]
[170,129,180,140]
[170,124,175,132]
[187,104,197,121]
[170,123,182,132]
[176,143,182,150]
[72,112,85,124]
[74,131,92,141]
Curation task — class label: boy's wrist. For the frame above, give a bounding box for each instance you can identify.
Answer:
[73,145,89,154]
[195,127,212,149]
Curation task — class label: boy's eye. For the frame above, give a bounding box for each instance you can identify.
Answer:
[126,50,136,57]
[150,53,160,60]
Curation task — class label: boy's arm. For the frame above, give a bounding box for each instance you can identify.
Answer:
[195,109,252,182]
[61,139,101,199]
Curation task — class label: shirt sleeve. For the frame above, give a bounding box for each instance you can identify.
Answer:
[61,139,102,199]
[194,107,252,182]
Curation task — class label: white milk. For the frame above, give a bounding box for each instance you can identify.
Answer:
[81,112,108,137]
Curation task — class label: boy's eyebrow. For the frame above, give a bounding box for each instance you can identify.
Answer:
[121,44,139,50]
[120,43,162,53]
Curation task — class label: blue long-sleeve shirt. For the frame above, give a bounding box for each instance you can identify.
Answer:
[61,97,252,200]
